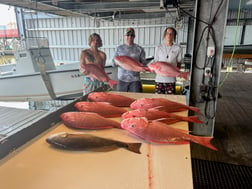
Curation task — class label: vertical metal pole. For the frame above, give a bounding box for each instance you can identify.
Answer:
[189,0,229,136]
[15,7,26,40]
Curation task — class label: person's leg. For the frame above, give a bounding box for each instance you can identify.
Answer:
[129,81,142,92]
[117,80,129,92]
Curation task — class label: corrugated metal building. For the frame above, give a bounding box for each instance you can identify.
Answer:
[20,10,189,65]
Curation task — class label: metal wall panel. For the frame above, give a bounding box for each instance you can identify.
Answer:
[23,13,189,66]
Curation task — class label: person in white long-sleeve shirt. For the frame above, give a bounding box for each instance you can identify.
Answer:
[154,27,182,94]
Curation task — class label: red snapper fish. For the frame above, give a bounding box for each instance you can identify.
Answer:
[88,92,136,107]
[148,61,189,80]
[60,112,121,129]
[121,117,217,151]
[74,101,127,117]
[80,63,117,88]
[121,108,203,124]
[114,56,150,72]
[130,97,203,115]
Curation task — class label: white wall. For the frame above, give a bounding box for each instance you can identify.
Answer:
[23,13,189,66]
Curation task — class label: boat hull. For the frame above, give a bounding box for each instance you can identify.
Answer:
[0,66,117,101]
[0,69,84,101]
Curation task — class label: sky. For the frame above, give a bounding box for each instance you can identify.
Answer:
[0,4,16,25]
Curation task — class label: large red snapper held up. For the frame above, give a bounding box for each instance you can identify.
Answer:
[121,117,217,151]
[121,108,203,124]
[88,92,136,107]
[114,56,150,72]
[60,112,122,129]
[148,61,189,80]
[130,97,203,115]
[74,101,127,117]
[80,63,117,88]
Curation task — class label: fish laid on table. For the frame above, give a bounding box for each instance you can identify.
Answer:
[75,101,127,117]
[130,97,202,115]
[121,117,217,151]
[88,92,136,107]
[114,56,150,72]
[121,108,203,124]
[46,132,142,154]
[80,63,117,88]
[60,112,121,129]
[148,61,189,80]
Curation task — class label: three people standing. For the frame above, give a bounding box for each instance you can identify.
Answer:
[80,27,182,95]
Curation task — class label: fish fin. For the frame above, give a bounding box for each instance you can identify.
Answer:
[149,139,189,145]
[127,143,142,154]
[102,114,124,118]
[175,128,190,134]
[144,67,151,72]
[180,72,190,80]
[160,119,179,124]
[188,106,203,115]
[108,80,118,88]
[185,116,204,123]
[152,118,177,125]
[193,136,218,151]
[66,125,115,130]
[151,106,165,111]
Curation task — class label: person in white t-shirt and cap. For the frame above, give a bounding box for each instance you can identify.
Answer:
[154,27,182,94]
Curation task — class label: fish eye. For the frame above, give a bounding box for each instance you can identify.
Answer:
[130,124,136,128]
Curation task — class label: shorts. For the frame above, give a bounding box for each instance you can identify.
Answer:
[83,77,104,95]
[155,82,175,94]
[117,80,142,92]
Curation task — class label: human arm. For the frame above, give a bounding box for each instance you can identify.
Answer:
[154,46,159,62]
[176,46,183,69]
[139,47,147,65]
[112,47,120,67]
[79,50,89,75]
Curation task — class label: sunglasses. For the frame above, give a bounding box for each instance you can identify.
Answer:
[126,34,135,37]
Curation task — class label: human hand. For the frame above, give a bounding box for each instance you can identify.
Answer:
[80,67,89,75]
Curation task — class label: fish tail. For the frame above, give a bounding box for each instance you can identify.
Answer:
[192,136,218,151]
[181,72,189,80]
[186,116,204,123]
[188,106,203,115]
[108,80,118,88]
[144,67,151,72]
[127,143,142,154]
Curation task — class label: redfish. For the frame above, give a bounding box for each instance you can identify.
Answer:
[114,56,150,72]
[148,61,189,80]
[80,63,117,88]
[130,98,202,115]
[46,132,141,154]
[88,92,136,107]
[74,101,127,117]
[121,108,203,124]
[121,117,217,151]
[60,112,121,129]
